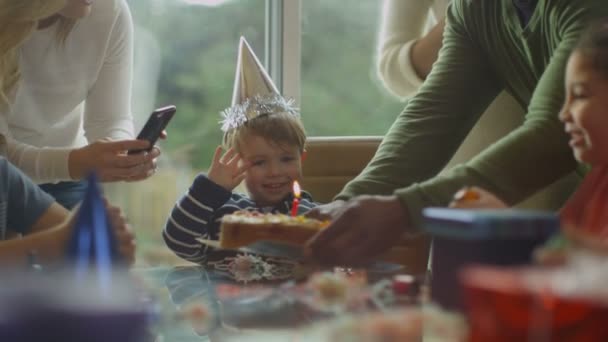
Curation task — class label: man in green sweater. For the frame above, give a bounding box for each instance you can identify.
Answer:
[306,0,608,265]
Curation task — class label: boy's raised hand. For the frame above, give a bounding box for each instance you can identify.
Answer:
[207,146,250,191]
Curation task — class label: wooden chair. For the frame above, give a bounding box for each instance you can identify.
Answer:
[301,136,431,275]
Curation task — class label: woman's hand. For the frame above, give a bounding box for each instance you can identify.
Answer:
[207,146,250,191]
[68,139,161,182]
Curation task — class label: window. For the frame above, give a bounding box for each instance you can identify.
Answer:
[298,0,404,136]
[128,0,266,171]
[107,0,403,266]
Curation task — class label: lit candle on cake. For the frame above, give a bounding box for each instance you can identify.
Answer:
[291,181,301,217]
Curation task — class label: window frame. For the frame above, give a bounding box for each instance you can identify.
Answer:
[265,0,301,105]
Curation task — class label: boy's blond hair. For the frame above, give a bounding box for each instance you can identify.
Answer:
[223,112,307,154]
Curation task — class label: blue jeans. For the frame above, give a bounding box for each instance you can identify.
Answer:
[39,180,88,209]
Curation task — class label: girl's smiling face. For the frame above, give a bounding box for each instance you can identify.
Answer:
[239,134,303,207]
[559,50,608,166]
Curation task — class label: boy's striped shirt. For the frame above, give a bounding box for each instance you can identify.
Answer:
[163,174,317,264]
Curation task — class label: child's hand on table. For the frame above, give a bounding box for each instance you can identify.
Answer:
[449,186,507,209]
[534,225,608,266]
[207,146,250,191]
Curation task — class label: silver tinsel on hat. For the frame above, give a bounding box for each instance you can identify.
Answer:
[220,93,299,132]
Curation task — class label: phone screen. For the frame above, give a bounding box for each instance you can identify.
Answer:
[128,105,176,155]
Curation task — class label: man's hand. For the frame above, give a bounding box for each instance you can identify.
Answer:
[304,199,347,221]
[207,146,250,191]
[104,200,136,265]
[69,139,160,182]
[65,200,135,265]
[305,195,408,266]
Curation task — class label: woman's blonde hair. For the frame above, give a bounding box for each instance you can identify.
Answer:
[0,0,76,108]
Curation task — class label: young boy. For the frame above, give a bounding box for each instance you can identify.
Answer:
[451,20,608,256]
[0,155,136,266]
[163,38,317,264]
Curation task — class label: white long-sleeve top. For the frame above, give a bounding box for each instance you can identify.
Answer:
[0,0,135,184]
[377,0,449,98]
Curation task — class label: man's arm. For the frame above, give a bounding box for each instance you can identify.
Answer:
[29,202,70,233]
[340,3,582,230]
[340,2,503,204]
[3,157,58,235]
[0,216,71,266]
[0,156,71,265]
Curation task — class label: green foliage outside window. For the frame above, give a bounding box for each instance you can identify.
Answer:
[127,0,404,171]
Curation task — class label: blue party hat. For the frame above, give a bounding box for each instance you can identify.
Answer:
[66,173,122,292]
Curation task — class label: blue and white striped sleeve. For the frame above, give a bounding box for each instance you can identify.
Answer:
[294,191,318,215]
[162,174,232,263]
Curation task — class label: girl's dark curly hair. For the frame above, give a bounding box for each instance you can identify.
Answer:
[576,20,608,78]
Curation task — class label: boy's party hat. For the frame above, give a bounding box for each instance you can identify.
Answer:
[231,36,279,106]
[66,173,121,287]
[220,37,298,132]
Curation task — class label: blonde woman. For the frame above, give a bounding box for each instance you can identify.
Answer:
[0,0,160,209]
[377,0,448,97]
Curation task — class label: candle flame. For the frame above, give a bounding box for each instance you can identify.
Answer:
[293,181,301,198]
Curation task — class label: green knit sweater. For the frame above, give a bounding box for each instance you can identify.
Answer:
[336,0,608,230]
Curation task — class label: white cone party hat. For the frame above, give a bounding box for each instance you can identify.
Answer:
[220,37,298,132]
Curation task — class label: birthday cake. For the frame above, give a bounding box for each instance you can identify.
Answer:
[217,210,330,249]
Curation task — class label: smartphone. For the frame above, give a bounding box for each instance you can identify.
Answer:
[128,105,176,155]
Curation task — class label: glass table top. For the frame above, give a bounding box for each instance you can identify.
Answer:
[0,246,469,342]
[136,249,421,341]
